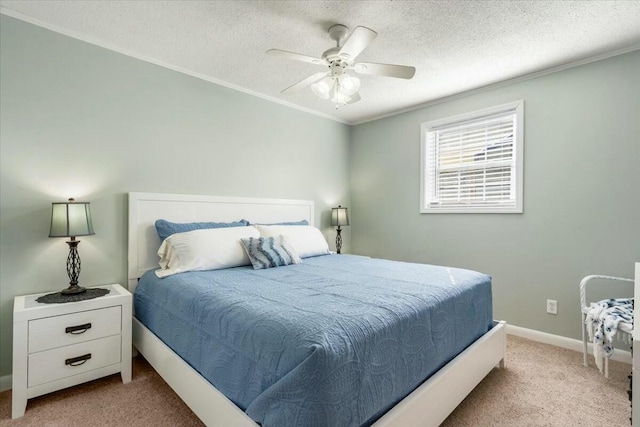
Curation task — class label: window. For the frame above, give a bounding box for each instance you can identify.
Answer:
[420,100,524,213]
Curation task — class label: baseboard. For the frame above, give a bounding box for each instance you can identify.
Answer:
[0,374,11,392]
[507,324,632,364]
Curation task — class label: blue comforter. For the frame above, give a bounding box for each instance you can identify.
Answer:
[134,254,493,426]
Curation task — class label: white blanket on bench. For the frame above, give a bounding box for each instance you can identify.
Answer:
[586,298,633,372]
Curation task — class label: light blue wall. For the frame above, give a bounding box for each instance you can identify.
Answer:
[0,16,351,378]
[350,50,640,339]
[1,13,639,382]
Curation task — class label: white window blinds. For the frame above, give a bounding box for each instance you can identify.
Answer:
[421,101,523,213]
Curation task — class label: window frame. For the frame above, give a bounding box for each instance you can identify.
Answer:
[420,100,524,214]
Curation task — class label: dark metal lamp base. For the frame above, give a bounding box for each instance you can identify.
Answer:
[335,226,343,254]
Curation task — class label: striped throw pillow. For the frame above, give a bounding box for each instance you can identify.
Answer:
[240,235,302,270]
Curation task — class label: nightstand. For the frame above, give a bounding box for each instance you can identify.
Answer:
[12,284,132,419]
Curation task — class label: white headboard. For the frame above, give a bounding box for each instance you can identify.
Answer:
[127,192,315,290]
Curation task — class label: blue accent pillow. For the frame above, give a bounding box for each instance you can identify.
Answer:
[249,220,309,226]
[155,219,249,242]
[240,235,302,269]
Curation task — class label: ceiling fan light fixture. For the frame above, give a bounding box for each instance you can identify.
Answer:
[339,75,360,96]
[311,77,334,99]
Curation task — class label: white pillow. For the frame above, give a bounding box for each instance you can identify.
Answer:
[254,225,330,258]
[155,226,260,278]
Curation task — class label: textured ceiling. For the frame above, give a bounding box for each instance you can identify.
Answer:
[2,1,640,124]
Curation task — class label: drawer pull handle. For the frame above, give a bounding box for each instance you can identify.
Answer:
[65,353,92,366]
[65,323,92,334]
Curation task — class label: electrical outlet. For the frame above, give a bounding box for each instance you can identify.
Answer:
[546,299,558,315]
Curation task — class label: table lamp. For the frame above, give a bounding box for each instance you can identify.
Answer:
[331,205,349,254]
[49,198,95,294]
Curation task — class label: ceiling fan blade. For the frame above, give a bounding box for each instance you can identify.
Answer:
[281,72,328,94]
[353,62,416,79]
[347,92,361,104]
[266,49,325,65]
[338,26,377,61]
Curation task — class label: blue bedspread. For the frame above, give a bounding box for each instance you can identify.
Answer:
[134,254,493,426]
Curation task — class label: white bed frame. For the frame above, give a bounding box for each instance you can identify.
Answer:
[128,192,506,427]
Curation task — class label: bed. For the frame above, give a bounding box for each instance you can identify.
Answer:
[128,192,506,427]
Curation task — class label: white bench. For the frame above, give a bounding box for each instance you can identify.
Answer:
[580,274,634,378]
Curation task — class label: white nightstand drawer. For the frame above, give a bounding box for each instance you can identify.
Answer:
[28,306,121,353]
[28,334,121,388]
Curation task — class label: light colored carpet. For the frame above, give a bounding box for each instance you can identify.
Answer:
[0,336,631,426]
[440,336,630,426]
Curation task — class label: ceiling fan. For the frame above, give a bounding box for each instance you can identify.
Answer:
[267,24,416,107]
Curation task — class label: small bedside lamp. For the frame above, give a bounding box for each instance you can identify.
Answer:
[331,205,349,254]
[49,198,95,294]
